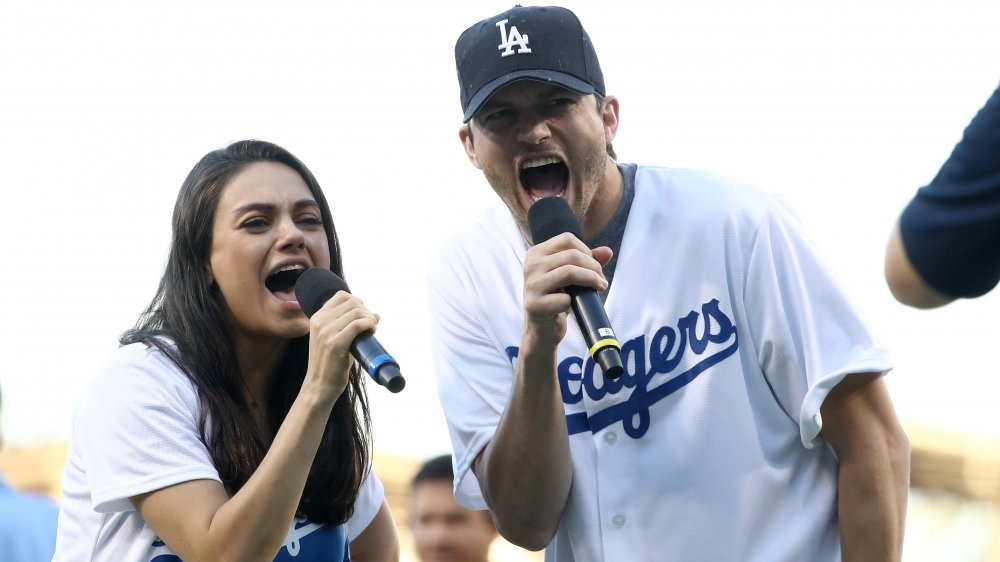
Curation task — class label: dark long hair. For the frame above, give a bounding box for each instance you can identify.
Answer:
[121,139,370,525]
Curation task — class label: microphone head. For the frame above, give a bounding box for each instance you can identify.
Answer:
[527,196,583,244]
[295,268,351,318]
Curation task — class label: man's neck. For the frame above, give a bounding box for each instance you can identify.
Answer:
[581,159,624,240]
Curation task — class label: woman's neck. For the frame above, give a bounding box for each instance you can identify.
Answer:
[232,332,289,410]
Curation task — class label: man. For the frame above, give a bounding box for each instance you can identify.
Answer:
[0,383,60,562]
[409,455,497,562]
[885,82,1000,308]
[428,5,910,561]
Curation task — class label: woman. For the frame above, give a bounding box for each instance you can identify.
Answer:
[53,140,400,561]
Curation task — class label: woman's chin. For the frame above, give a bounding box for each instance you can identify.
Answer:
[285,319,312,340]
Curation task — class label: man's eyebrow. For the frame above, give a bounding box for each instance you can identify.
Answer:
[478,98,507,113]
[481,85,582,110]
[539,84,580,97]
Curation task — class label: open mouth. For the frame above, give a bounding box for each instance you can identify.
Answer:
[520,156,568,201]
[265,264,307,302]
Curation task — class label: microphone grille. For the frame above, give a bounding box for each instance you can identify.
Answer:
[527,196,583,244]
[295,268,350,318]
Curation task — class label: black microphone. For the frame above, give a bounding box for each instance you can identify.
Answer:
[527,197,624,379]
[295,268,405,393]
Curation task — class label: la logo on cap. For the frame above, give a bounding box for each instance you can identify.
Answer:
[496,18,531,57]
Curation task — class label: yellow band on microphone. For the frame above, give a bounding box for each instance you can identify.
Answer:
[589,338,621,357]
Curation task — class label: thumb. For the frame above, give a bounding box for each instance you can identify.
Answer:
[592,246,614,267]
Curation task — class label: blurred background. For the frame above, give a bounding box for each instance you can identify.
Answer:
[1,0,998,559]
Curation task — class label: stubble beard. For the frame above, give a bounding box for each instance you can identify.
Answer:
[570,136,609,234]
[484,133,609,239]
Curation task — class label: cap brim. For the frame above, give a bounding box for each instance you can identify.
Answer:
[462,70,596,123]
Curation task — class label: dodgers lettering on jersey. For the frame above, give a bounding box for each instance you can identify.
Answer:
[147,517,348,561]
[506,298,738,439]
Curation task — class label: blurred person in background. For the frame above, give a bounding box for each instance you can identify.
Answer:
[885,82,1000,308]
[0,381,60,562]
[410,454,496,562]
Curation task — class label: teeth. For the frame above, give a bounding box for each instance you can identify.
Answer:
[530,191,565,202]
[522,157,561,169]
[275,264,305,274]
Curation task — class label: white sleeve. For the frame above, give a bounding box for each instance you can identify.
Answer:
[344,467,385,542]
[742,197,893,448]
[427,244,516,510]
[74,345,220,513]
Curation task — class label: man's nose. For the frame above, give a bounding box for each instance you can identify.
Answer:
[516,113,551,145]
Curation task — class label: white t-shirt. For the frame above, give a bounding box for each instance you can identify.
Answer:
[54,342,384,562]
[428,166,893,562]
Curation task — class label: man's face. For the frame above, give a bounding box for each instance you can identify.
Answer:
[460,80,619,239]
[410,480,496,562]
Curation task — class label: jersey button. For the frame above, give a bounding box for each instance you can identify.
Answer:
[603,431,618,445]
[612,513,626,528]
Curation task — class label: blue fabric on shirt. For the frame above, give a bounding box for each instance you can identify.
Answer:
[146,518,349,561]
[900,82,1000,298]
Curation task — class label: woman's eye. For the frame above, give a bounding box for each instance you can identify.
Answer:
[297,216,323,226]
[242,217,269,229]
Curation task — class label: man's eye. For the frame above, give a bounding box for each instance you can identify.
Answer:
[485,109,512,121]
[547,98,575,111]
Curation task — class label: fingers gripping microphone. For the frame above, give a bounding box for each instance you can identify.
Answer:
[527,197,624,379]
[295,268,405,393]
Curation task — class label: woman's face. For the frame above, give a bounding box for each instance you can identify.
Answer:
[206,161,331,343]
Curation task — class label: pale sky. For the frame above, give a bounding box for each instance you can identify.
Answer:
[1,0,998,460]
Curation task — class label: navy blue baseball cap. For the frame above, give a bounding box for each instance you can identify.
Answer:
[455,5,606,123]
